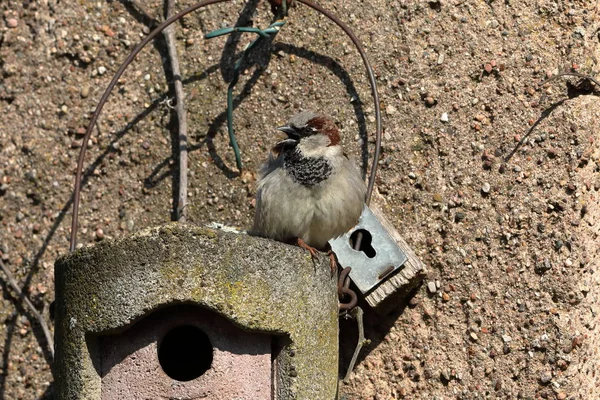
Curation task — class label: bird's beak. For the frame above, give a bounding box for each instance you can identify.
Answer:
[277,125,296,137]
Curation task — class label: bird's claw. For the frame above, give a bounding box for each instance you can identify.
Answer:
[296,239,337,278]
[296,238,319,261]
[327,250,337,277]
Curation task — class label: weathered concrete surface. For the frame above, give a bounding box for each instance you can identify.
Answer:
[54,224,338,400]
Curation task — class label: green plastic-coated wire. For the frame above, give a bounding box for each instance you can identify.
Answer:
[206,19,286,171]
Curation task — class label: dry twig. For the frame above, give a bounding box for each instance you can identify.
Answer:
[343,306,370,381]
[0,259,54,361]
[163,0,189,222]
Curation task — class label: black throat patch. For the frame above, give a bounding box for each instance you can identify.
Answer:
[283,149,332,187]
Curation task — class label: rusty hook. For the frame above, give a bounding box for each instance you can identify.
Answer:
[338,267,357,311]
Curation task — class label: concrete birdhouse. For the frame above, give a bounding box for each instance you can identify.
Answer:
[53,224,338,399]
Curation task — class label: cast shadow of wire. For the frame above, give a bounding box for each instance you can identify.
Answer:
[503,99,566,165]
[504,80,599,165]
[148,41,371,184]
[0,94,167,399]
[218,0,262,82]
[203,0,283,179]
[186,0,369,179]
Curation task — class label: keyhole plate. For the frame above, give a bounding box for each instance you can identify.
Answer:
[329,206,408,294]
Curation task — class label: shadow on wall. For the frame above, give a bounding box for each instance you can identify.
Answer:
[338,287,420,380]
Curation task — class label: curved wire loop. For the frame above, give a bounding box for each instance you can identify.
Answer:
[69,0,382,251]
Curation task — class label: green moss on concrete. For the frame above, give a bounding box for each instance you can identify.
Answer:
[54,223,338,400]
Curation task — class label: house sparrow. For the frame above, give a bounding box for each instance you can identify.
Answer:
[251,111,366,272]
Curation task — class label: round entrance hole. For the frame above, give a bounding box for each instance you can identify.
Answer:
[158,325,213,381]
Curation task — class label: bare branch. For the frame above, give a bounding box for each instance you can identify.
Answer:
[0,259,54,361]
[343,306,370,381]
[164,0,189,222]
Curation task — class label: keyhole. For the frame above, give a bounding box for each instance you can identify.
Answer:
[349,229,376,258]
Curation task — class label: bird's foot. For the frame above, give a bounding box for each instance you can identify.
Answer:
[326,250,338,277]
[296,238,319,261]
[296,239,337,277]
